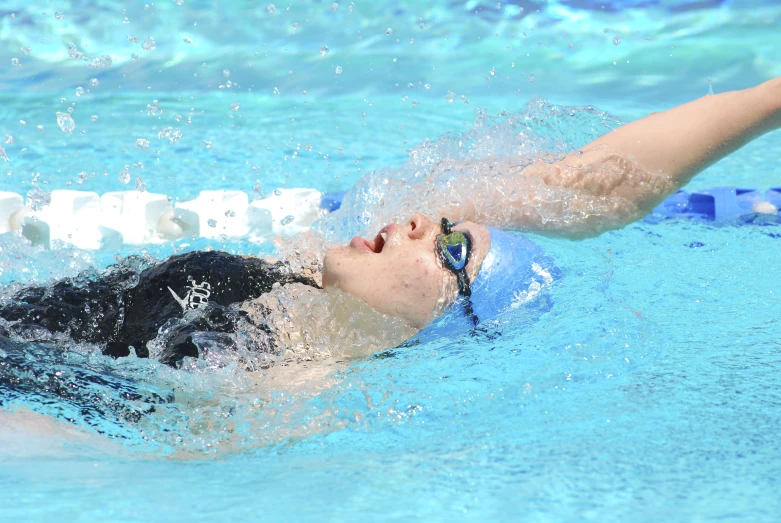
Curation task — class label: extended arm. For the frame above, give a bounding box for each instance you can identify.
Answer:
[439,76,781,238]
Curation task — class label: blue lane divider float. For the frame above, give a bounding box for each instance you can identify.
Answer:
[320,191,347,212]
[653,187,780,220]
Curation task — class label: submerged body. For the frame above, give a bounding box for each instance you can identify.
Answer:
[0,252,318,366]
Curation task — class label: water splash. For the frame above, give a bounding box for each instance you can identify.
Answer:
[319,98,625,241]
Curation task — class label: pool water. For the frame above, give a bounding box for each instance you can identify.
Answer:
[2,0,781,520]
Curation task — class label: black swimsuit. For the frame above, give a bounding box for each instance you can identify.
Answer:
[0,251,319,367]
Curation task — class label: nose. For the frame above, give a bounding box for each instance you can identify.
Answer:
[407,213,436,240]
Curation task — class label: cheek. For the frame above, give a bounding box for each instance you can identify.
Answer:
[389,256,442,296]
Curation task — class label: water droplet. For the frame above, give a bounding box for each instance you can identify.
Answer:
[118,168,131,184]
[274,189,282,196]
[267,3,276,13]
[223,69,230,78]
[88,55,112,68]
[37,125,44,131]
[331,2,339,11]
[174,0,185,5]
[21,45,31,55]
[320,45,329,56]
[136,138,150,150]
[385,28,393,36]
[123,17,130,24]
[158,127,182,143]
[11,58,19,66]
[19,120,26,126]
[75,86,85,97]
[348,2,355,13]
[273,87,280,95]
[135,177,146,192]
[230,102,240,111]
[127,35,139,44]
[27,187,51,211]
[142,37,156,51]
[90,115,99,122]
[89,77,99,87]
[4,135,13,145]
[224,209,236,217]
[613,36,621,45]
[183,37,192,44]
[335,66,343,74]
[0,146,8,162]
[66,43,82,60]
[147,100,162,116]
[280,215,295,226]
[56,112,75,133]
[207,218,217,228]
[604,28,610,33]
[55,11,63,20]
[203,140,212,149]
[77,171,88,184]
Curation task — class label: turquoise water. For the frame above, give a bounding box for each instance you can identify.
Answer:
[2,1,781,520]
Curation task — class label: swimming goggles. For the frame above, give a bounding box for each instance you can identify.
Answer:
[436,218,478,325]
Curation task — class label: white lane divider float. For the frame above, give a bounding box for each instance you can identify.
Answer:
[248,188,322,239]
[101,191,176,244]
[22,190,122,251]
[0,188,324,250]
[0,192,24,235]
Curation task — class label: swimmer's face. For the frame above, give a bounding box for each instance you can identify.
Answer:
[322,213,490,329]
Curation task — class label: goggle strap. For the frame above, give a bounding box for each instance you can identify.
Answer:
[463,298,479,327]
[456,272,479,326]
[456,271,471,298]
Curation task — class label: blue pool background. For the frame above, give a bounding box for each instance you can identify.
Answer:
[1,0,781,520]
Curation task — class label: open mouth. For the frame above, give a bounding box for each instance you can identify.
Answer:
[351,228,388,254]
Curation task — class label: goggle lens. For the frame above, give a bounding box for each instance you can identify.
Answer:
[437,230,469,271]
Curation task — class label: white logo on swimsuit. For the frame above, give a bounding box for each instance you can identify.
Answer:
[168,279,212,312]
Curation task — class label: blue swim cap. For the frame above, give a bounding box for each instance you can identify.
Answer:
[412,227,556,343]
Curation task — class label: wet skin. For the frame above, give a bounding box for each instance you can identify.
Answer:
[322,213,491,329]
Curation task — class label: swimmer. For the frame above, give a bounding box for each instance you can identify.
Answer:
[1,76,779,368]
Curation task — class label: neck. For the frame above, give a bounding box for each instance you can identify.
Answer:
[239,284,417,365]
